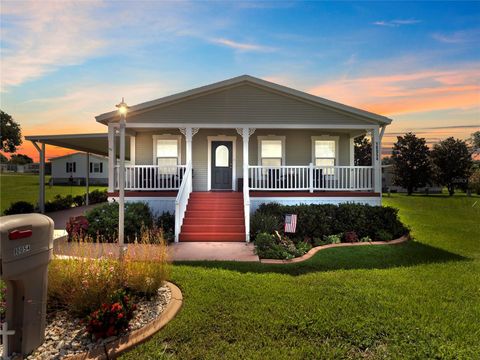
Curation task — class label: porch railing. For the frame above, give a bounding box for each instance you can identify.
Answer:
[114,165,187,190]
[174,163,192,242]
[248,165,374,191]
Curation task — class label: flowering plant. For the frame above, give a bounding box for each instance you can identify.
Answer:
[66,216,89,241]
[85,290,136,340]
[343,231,359,243]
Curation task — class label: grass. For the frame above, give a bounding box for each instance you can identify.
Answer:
[121,193,480,359]
[0,173,106,213]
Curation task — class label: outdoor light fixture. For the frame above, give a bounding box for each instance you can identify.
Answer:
[116,98,128,251]
[116,97,129,115]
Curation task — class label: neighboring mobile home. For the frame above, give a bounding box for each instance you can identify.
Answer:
[95,75,392,242]
[50,152,108,185]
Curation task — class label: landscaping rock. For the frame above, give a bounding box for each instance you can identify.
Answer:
[19,285,171,360]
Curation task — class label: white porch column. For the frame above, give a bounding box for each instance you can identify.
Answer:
[242,128,249,193]
[32,141,45,213]
[185,127,193,164]
[108,124,116,192]
[129,135,135,165]
[372,127,382,193]
[85,152,90,206]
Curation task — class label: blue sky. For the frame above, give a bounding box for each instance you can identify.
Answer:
[1,1,479,159]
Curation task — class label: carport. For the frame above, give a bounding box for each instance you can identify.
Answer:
[25,133,130,212]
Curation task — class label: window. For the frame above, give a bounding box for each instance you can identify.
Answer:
[90,162,103,173]
[215,145,229,167]
[259,138,284,167]
[313,138,337,167]
[156,138,179,174]
[66,162,76,173]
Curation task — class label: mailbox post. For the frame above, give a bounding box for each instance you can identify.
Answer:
[0,214,54,357]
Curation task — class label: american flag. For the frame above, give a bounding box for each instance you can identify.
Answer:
[284,214,297,233]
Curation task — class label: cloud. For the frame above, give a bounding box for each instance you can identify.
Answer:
[210,38,275,52]
[372,19,421,27]
[432,29,480,44]
[309,65,480,116]
[0,1,108,92]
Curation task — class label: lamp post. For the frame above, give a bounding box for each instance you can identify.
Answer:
[116,98,128,251]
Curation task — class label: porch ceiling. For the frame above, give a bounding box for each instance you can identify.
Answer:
[25,133,131,158]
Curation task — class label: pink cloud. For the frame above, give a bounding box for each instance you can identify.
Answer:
[309,66,480,116]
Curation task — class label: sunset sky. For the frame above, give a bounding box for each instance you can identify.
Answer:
[1,1,479,161]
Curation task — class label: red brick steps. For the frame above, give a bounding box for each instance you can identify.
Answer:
[179,192,245,242]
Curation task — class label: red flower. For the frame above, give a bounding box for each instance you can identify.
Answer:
[117,313,124,319]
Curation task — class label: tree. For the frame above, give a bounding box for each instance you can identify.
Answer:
[9,153,33,165]
[0,153,7,164]
[470,131,480,155]
[1,110,22,153]
[354,135,372,166]
[430,137,473,196]
[391,132,432,195]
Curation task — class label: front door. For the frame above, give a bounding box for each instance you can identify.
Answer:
[211,141,233,190]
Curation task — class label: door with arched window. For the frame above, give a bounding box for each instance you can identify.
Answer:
[211,141,233,190]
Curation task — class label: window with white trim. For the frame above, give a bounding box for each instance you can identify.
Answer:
[90,162,103,173]
[156,139,179,174]
[259,139,284,166]
[313,139,336,167]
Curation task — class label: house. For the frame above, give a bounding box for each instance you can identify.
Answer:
[382,165,442,193]
[0,162,50,174]
[50,152,108,185]
[94,75,391,242]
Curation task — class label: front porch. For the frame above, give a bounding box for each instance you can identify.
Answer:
[107,125,383,243]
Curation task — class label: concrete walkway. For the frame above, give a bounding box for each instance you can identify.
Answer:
[169,242,259,262]
[47,204,101,230]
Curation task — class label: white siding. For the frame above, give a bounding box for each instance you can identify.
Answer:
[51,153,108,182]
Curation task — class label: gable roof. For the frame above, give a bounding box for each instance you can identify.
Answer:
[95,75,392,125]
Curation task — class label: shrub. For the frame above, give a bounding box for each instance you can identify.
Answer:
[85,202,153,242]
[360,236,372,243]
[45,194,74,212]
[323,234,342,244]
[85,290,136,340]
[295,241,312,256]
[0,281,6,322]
[254,232,292,260]
[374,229,393,242]
[251,202,408,245]
[89,189,108,204]
[66,216,89,241]
[343,231,359,243]
[251,212,281,237]
[4,200,35,215]
[73,195,85,207]
[156,212,175,242]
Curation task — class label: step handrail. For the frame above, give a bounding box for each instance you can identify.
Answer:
[174,162,192,242]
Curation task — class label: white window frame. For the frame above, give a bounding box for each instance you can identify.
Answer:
[152,134,182,166]
[311,135,339,167]
[207,135,237,191]
[257,136,286,167]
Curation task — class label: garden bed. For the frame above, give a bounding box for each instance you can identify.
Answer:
[24,285,172,360]
[251,203,410,260]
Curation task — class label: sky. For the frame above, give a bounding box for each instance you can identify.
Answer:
[1,0,479,161]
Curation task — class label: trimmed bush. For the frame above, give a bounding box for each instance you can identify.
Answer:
[73,195,85,207]
[4,200,35,215]
[45,194,74,212]
[251,202,409,258]
[89,189,108,204]
[85,201,153,242]
[252,202,408,242]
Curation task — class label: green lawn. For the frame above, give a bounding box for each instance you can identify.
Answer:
[122,193,480,359]
[0,173,106,213]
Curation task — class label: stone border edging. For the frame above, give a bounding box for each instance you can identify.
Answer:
[260,234,410,264]
[66,281,183,360]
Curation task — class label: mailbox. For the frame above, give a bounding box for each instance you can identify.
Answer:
[0,214,54,357]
